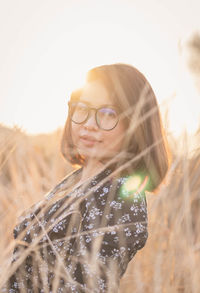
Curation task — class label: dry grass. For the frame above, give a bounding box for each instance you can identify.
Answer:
[0,123,200,292]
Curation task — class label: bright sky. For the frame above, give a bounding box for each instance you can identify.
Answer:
[0,0,200,137]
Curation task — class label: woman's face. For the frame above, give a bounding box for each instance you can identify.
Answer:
[70,80,126,163]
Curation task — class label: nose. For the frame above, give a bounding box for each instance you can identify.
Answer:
[83,109,98,130]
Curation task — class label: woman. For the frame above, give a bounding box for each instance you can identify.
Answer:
[4,63,171,292]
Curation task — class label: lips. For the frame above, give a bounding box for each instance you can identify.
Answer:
[79,135,101,146]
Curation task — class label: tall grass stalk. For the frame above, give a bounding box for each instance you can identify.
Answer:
[0,120,200,292]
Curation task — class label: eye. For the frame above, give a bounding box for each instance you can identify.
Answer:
[70,102,87,112]
[98,107,117,118]
[96,107,119,130]
[70,102,89,123]
[75,103,88,112]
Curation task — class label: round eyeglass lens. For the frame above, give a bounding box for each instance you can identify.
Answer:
[71,103,89,123]
[97,107,118,130]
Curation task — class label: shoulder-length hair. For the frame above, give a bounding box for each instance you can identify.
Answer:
[61,63,171,193]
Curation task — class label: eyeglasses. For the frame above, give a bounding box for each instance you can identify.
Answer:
[68,101,119,131]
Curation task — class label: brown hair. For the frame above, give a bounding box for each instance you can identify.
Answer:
[61,63,171,192]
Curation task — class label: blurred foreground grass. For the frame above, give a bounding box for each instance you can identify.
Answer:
[0,123,200,292]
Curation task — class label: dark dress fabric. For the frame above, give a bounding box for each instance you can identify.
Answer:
[3,166,148,293]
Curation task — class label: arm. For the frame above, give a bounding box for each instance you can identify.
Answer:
[101,190,148,276]
[78,179,148,292]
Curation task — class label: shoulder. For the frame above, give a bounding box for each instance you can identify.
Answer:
[87,173,147,216]
[107,174,147,203]
[45,167,83,201]
[14,168,82,237]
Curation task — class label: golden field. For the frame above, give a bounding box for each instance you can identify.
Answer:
[0,123,200,293]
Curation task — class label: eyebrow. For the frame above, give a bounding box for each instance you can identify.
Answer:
[78,99,116,108]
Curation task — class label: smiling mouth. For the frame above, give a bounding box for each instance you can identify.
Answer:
[80,136,101,146]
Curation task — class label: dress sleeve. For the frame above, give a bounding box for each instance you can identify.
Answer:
[78,179,148,292]
[101,189,148,276]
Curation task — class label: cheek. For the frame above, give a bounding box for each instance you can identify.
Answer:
[103,125,125,151]
[71,123,80,145]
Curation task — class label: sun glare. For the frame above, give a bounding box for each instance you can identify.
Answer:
[0,1,199,138]
[168,62,200,138]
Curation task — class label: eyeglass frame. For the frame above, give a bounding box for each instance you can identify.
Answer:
[68,101,120,131]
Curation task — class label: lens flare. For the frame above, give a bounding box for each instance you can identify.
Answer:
[119,172,150,200]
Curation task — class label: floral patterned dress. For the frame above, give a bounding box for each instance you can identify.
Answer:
[4,165,148,293]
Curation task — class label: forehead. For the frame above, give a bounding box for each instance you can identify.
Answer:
[78,80,114,107]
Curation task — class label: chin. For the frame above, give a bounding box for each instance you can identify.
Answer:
[78,148,107,161]
[78,148,98,158]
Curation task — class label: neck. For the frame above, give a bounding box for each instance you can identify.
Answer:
[80,159,105,183]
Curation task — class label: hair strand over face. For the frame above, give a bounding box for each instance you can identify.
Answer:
[61,63,171,193]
